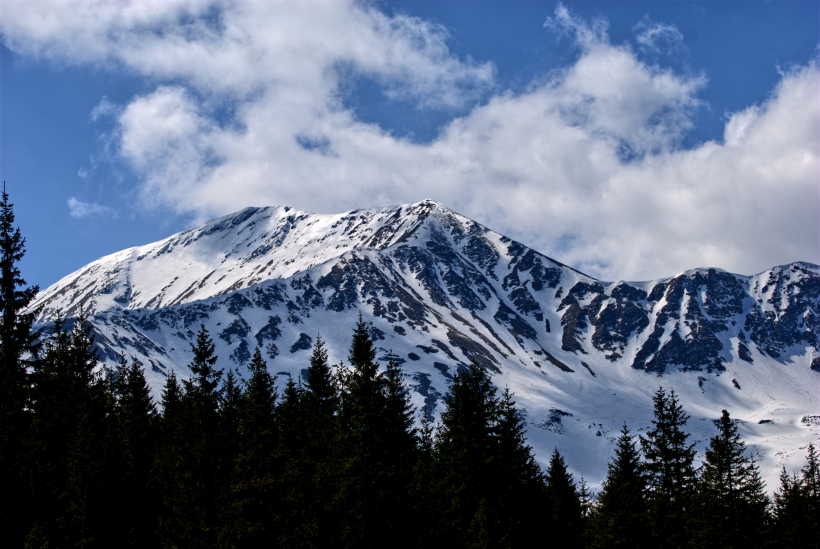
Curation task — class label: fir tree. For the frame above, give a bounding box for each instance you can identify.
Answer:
[578,476,593,520]
[276,376,321,547]
[545,448,582,547]
[162,325,224,549]
[300,335,339,546]
[587,424,649,549]
[692,410,769,548]
[183,324,224,422]
[156,369,188,547]
[771,444,820,549]
[383,355,419,472]
[411,411,437,548]
[220,369,243,472]
[494,388,549,546]
[691,409,769,549]
[336,321,418,548]
[0,186,41,547]
[27,314,120,547]
[433,361,502,547]
[160,370,183,424]
[0,186,40,398]
[26,316,72,545]
[305,334,335,415]
[227,347,280,548]
[347,313,377,374]
[218,369,243,535]
[640,387,697,549]
[772,469,812,548]
[112,355,159,548]
[802,443,820,545]
[243,347,277,416]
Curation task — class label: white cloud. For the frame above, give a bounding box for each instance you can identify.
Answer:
[2,0,493,107]
[543,3,609,51]
[67,197,117,218]
[5,2,818,281]
[634,20,685,54]
[90,96,119,122]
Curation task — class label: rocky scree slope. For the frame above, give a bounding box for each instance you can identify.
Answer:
[30,200,820,488]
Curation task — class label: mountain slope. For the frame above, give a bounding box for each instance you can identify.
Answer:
[31,200,819,488]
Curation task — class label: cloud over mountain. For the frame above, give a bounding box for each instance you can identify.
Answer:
[3,1,817,281]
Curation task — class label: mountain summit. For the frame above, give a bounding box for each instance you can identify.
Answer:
[31,200,819,486]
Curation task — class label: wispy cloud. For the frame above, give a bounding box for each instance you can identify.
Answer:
[544,3,609,51]
[5,1,818,280]
[67,197,116,219]
[634,19,685,55]
[90,96,119,122]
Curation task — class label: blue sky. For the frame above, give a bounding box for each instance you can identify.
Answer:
[2,0,818,290]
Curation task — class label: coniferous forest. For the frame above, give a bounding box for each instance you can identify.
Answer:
[1,190,819,548]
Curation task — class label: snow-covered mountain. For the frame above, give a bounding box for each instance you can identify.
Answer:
[31,200,819,488]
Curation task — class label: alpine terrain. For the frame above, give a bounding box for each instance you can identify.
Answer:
[30,200,819,487]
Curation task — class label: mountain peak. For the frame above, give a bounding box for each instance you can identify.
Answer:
[29,201,820,490]
[30,201,482,321]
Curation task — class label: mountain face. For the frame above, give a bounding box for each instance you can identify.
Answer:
[31,200,819,487]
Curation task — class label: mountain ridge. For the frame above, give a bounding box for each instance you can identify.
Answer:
[30,200,819,488]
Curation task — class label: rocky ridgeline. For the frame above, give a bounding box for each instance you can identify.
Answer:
[31,200,818,380]
[29,200,819,484]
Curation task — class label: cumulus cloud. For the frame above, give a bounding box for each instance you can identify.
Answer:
[4,1,818,281]
[67,197,117,218]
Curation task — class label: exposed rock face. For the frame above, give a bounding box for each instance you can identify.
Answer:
[29,201,819,488]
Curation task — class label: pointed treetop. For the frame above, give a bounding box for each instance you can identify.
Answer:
[348,312,377,375]
[0,185,40,368]
[160,370,182,419]
[185,324,223,396]
[306,334,335,408]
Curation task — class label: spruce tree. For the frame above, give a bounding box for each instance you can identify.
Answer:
[160,370,183,424]
[545,448,582,547]
[640,388,697,549]
[26,316,72,545]
[336,319,418,548]
[156,369,187,547]
[112,355,159,548]
[433,361,501,547]
[411,412,437,548]
[162,325,224,549]
[383,355,419,475]
[578,476,592,519]
[299,336,340,547]
[588,424,649,549]
[68,316,121,548]
[691,410,769,548]
[184,324,224,421]
[276,376,321,546]
[27,314,120,547]
[220,369,243,472]
[305,334,335,415]
[771,444,820,549]
[0,187,41,547]
[381,355,421,541]
[218,369,243,535]
[227,347,280,548]
[802,443,820,545]
[493,388,549,546]
[772,469,810,548]
[347,313,377,374]
[185,324,224,549]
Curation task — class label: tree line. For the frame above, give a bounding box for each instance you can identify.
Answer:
[1,189,818,548]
